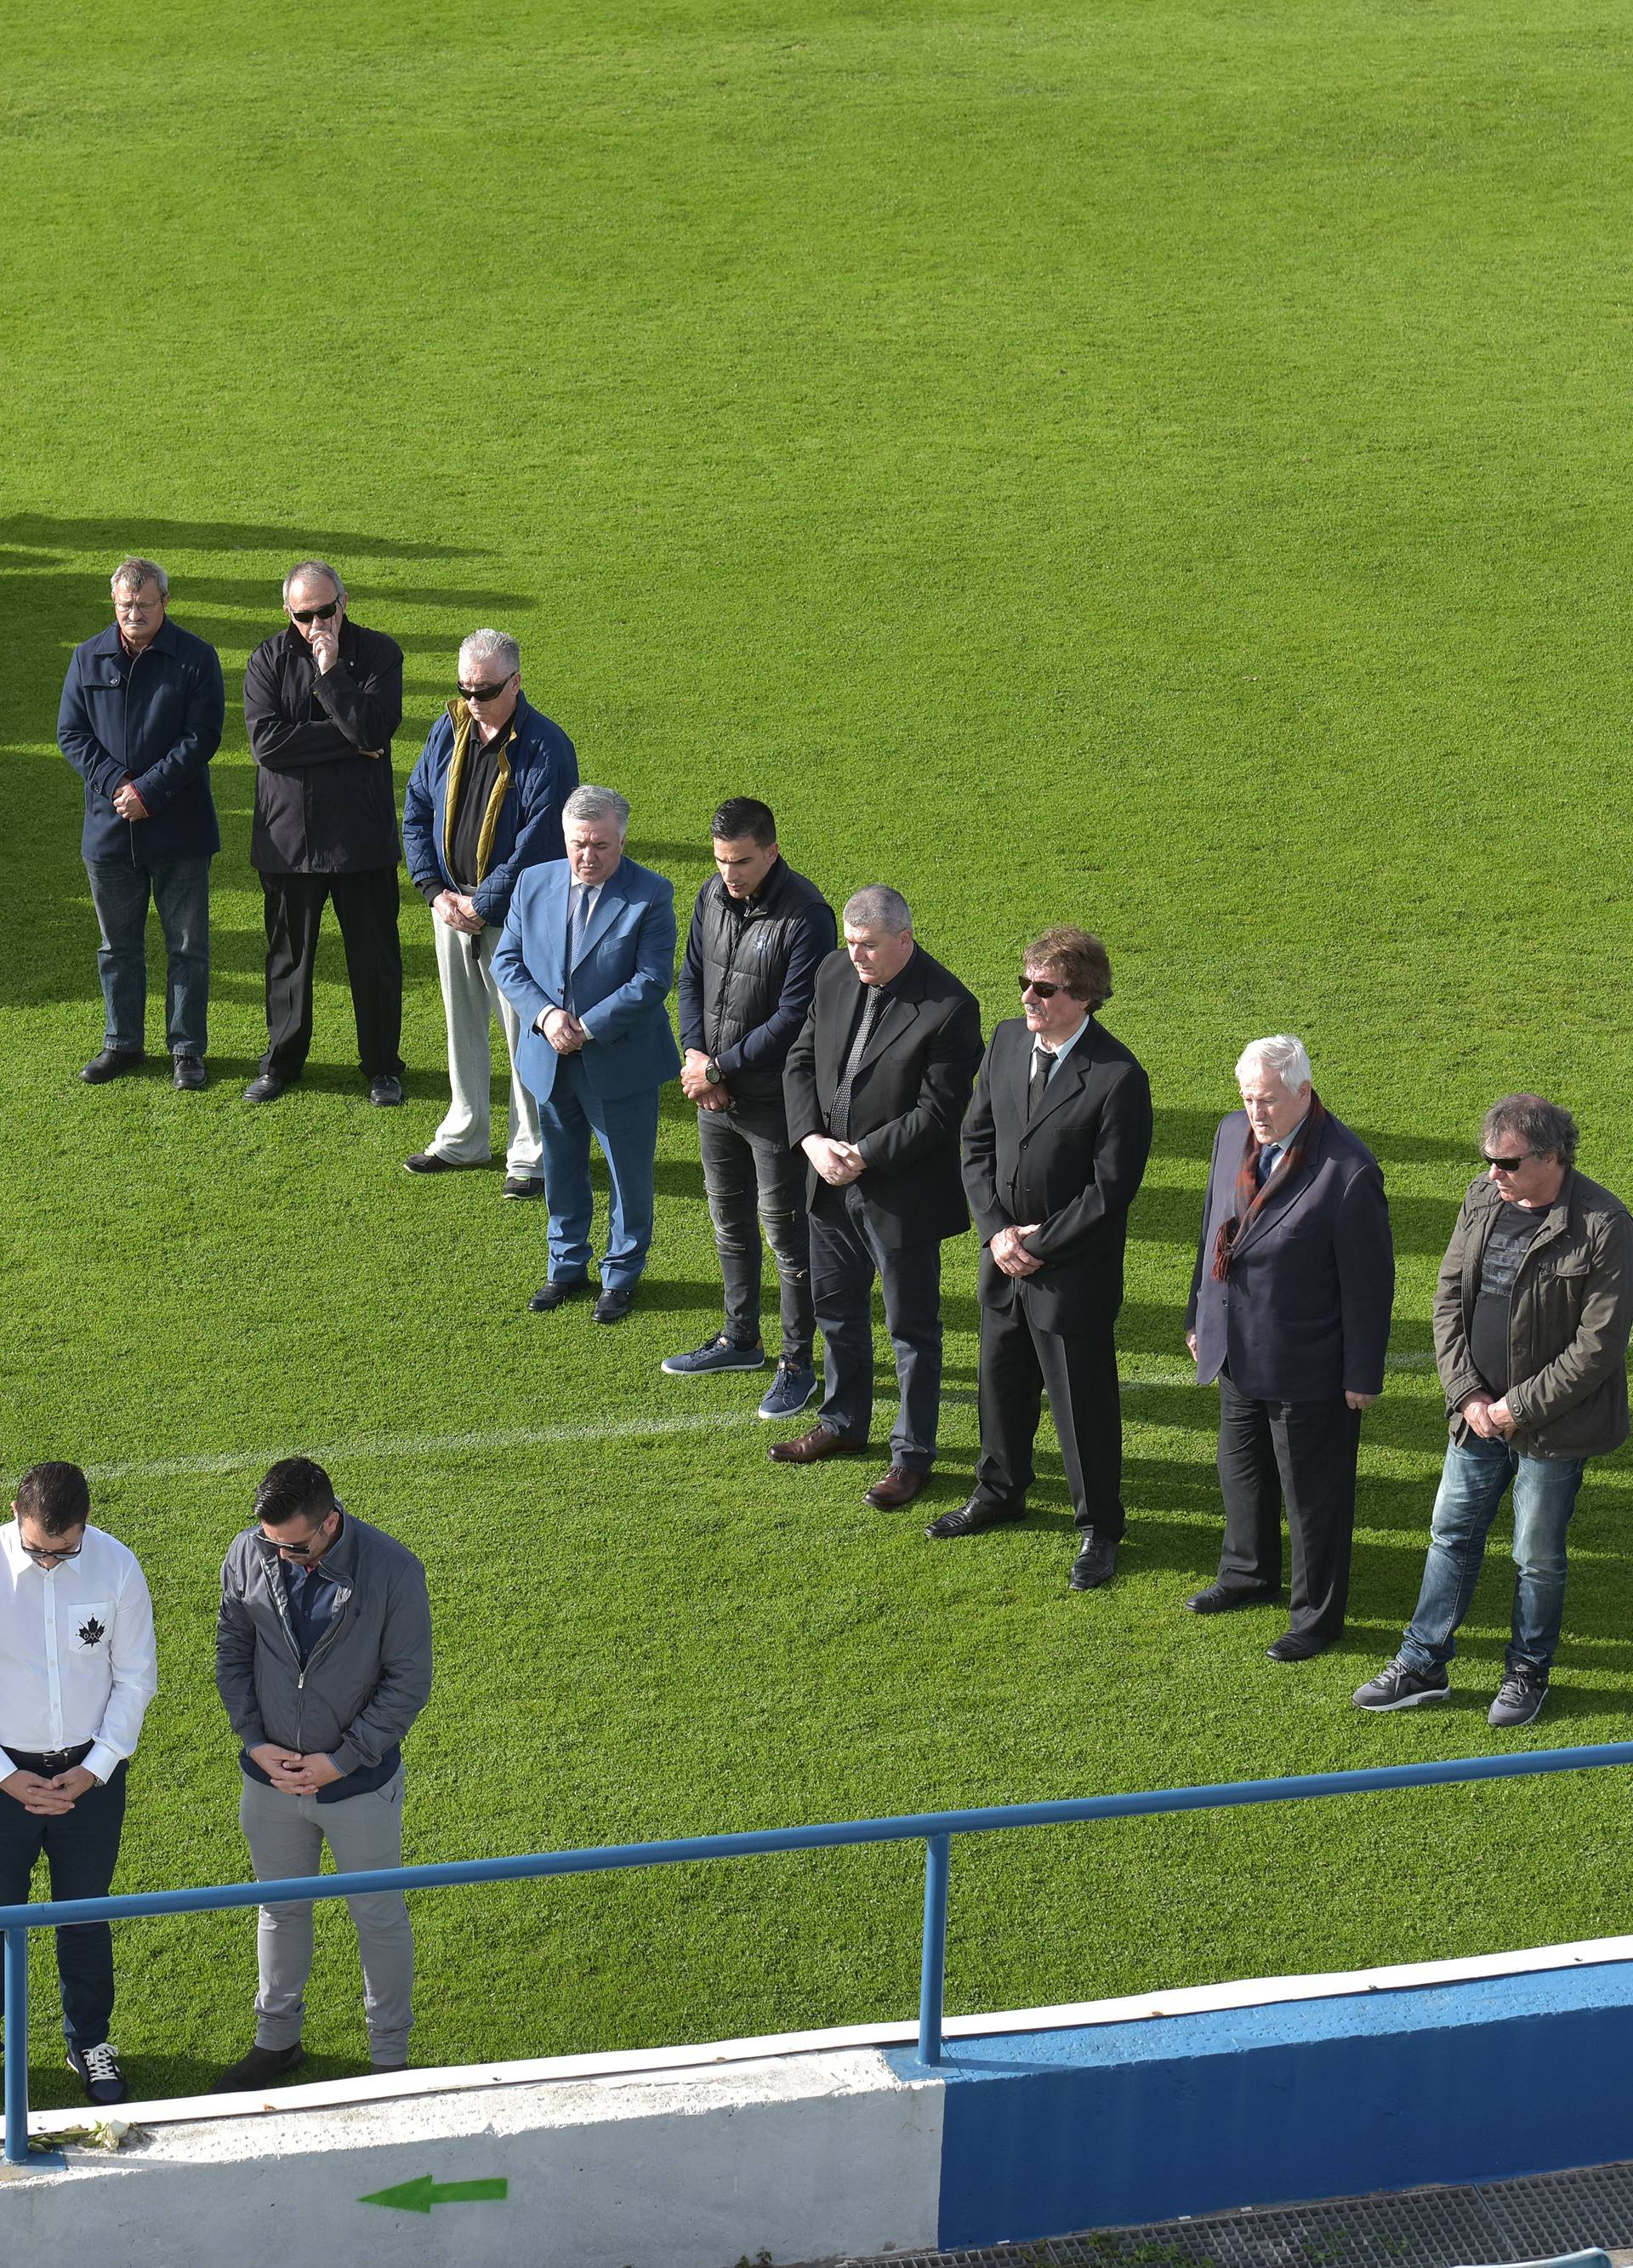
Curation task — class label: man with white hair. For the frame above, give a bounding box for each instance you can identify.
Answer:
[242,561,407,1107]
[401,631,578,1194]
[58,556,225,1089]
[492,785,680,1323]
[1183,1034,1394,1660]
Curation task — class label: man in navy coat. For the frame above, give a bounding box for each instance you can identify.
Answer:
[1184,1034,1394,1660]
[492,784,681,1323]
[57,557,225,1090]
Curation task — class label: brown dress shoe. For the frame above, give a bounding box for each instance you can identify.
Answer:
[768,1424,866,1464]
[863,1466,925,1509]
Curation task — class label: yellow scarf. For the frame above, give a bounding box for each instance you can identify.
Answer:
[442,699,516,884]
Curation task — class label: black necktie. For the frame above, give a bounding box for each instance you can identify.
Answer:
[1028,1046,1051,1116]
[831,988,884,1139]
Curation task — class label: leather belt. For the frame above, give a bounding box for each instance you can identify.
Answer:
[3,1741,94,1776]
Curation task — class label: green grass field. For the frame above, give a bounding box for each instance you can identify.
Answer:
[6,0,1633,2111]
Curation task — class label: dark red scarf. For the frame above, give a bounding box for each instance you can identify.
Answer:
[1210,1092,1327,1282]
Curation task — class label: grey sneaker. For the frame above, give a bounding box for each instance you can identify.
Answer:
[758,1359,820,1420]
[1488,1669,1547,1729]
[1352,1657,1451,1712]
[660,1334,766,1376]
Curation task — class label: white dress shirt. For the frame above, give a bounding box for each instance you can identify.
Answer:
[0,1522,157,1782]
[1031,1010,1093,1083]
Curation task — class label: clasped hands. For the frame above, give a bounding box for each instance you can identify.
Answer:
[542,1006,588,1055]
[433,889,484,937]
[111,778,150,822]
[1461,1391,1516,1439]
[248,1742,342,1795]
[680,1049,730,1110]
[803,1134,865,1186]
[2,1764,97,1815]
[990,1223,1043,1277]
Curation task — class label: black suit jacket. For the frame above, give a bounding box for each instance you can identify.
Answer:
[783,944,982,1248]
[963,1017,1153,1335]
[1184,1108,1394,1401]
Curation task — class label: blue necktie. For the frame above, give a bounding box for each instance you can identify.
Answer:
[566,886,590,1012]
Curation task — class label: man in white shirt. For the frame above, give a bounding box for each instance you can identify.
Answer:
[0,1462,157,2106]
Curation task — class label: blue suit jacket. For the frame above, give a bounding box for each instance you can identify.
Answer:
[492,856,682,1104]
[1184,1108,1394,1401]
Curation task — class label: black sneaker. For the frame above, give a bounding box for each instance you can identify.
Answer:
[1352,1657,1451,1712]
[66,2039,128,2106]
[661,1334,766,1376]
[212,2041,307,2093]
[1488,1669,1548,1729]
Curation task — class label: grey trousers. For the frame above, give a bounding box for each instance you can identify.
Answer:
[238,1768,413,2062]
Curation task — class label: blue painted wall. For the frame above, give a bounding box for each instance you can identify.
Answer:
[885,1963,1633,2252]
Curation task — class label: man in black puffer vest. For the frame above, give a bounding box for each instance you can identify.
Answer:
[665,798,836,1421]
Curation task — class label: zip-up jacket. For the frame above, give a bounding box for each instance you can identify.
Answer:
[1435,1167,1633,1460]
[215,1512,432,1802]
[58,618,225,863]
[243,618,404,873]
[678,858,836,1107]
[401,691,578,927]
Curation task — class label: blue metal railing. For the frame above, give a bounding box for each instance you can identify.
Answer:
[7,1737,1633,2166]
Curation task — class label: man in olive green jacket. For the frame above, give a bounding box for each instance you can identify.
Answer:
[1355,1094,1633,1729]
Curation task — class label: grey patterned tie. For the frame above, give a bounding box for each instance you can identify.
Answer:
[830,986,884,1139]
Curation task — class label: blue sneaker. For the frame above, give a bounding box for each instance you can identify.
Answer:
[661,1334,766,1376]
[758,1359,821,1421]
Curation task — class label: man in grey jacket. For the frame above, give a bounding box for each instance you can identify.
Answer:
[213,1458,432,2088]
[1355,1096,1633,1729]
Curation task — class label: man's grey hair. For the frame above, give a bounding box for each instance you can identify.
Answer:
[282,559,347,605]
[564,784,630,837]
[1235,1034,1312,1095]
[1483,1093,1579,1170]
[842,885,913,936]
[111,556,168,599]
[458,628,520,681]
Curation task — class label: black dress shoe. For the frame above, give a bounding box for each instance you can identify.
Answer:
[1068,1533,1118,1590]
[212,2041,307,2094]
[172,1051,207,1091]
[243,1071,289,1103]
[1266,1630,1329,1662]
[593,1286,634,1325]
[1185,1582,1280,1615]
[503,1175,546,1200]
[81,1047,143,1085]
[529,1278,589,1312]
[368,1074,404,1107]
[924,1498,1026,1539]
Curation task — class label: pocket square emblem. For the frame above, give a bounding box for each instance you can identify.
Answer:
[77,1616,106,1648]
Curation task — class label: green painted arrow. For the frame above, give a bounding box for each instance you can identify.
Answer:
[359,2174,509,2214]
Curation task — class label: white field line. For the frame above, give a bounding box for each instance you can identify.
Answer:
[54,1350,1437,1487]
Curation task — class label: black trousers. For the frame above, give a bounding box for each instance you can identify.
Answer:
[0,1762,128,2047]
[810,1183,943,1471]
[975,1297,1126,1539]
[1215,1370,1362,1640]
[259,868,404,1079]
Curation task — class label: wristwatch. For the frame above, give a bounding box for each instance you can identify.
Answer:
[703,1059,722,1085]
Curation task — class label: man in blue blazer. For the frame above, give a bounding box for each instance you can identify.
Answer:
[492,784,681,1322]
[1183,1034,1394,1661]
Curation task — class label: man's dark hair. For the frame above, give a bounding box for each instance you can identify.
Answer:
[14,1462,91,1537]
[254,1456,337,1528]
[1026,926,1113,1011]
[1483,1094,1579,1171]
[710,797,777,848]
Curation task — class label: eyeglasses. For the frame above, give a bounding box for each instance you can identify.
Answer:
[272,1526,333,1559]
[291,601,340,624]
[21,1539,83,1565]
[1020,977,1062,998]
[457,676,514,702]
[1482,1152,1533,1173]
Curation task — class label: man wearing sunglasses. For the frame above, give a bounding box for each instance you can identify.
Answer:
[0,1462,157,2107]
[939,930,1152,1589]
[213,1457,432,2090]
[242,561,407,1107]
[1356,1096,1633,1728]
[401,630,578,1195]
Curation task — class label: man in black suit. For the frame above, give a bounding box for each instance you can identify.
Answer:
[773,886,982,1510]
[931,928,1152,1591]
[1184,1034,1394,1661]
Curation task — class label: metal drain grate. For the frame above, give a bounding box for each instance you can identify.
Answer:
[836,2158,1633,2268]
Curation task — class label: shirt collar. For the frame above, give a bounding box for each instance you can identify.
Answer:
[1033,1012,1092,1068]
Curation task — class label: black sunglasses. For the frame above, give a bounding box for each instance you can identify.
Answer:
[21,1538,83,1565]
[1020,977,1063,998]
[291,601,340,624]
[1482,1152,1533,1173]
[458,676,514,702]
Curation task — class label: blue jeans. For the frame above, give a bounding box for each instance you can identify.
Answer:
[1400,1434,1586,1679]
[0,1763,128,2046]
[84,853,211,1057]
